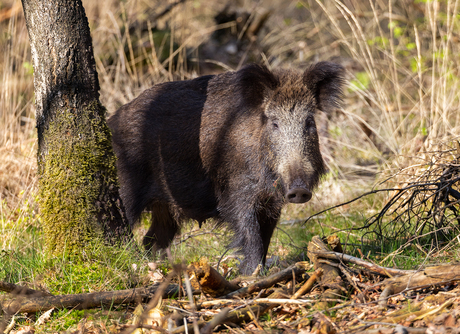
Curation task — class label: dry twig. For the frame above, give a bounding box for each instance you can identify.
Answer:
[291,268,323,299]
[221,262,309,299]
[310,250,416,276]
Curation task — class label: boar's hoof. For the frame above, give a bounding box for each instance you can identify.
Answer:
[286,188,312,203]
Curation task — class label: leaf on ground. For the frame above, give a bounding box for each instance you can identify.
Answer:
[130,298,166,333]
[148,269,165,283]
[144,303,166,329]
[35,307,54,326]
[11,327,34,334]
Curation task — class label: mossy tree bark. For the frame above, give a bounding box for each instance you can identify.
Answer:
[21,0,131,255]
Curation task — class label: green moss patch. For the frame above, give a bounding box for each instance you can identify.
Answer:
[38,101,120,256]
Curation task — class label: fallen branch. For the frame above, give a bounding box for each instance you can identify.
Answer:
[171,290,286,333]
[220,262,309,299]
[378,263,460,307]
[310,250,416,276]
[187,260,239,297]
[386,263,460,292]
[291,268,323,300]
[0,281,52,297]
[2,283,182,314]
[200,307,230,334]
[307,236,346,309]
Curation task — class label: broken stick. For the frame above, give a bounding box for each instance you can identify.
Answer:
[310,250,417,276]
[2,283,182,314]
[308,236,346,309]
[220,262,309,299]
[291,268,323,299]
[378,263,460,307]
[187,260,239,297]
[0,281,52,297]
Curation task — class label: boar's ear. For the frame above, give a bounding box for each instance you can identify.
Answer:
[236,64,279,108]
[303,61,344,112]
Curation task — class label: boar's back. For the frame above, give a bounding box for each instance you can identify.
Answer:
[109,75,218,223]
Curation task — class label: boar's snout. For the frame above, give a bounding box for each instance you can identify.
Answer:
[286,187,312,203]
[282,163,317,204]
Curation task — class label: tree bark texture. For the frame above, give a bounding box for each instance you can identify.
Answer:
[21,0,131,254]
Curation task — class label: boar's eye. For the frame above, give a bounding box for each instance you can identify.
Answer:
[272,120,279,130]
[304,117,317,135]
[305,117,315,129]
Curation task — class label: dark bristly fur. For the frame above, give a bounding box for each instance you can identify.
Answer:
[108,62,344,274]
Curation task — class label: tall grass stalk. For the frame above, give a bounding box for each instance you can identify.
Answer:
[1,1,37,253]
[315,0,460,158]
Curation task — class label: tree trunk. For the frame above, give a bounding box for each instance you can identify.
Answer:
[21,0,131,255]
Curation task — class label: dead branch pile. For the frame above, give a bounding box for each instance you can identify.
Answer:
[363,141,460,244]
[307,140,460,253]
[2,235,460,333]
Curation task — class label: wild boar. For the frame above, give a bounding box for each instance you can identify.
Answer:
[108,62,344,274]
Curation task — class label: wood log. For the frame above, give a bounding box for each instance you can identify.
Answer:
[0,281,52,297]
[307,236,346,309]
[325,235,343,253]
[187,260,239,297]
[2,283,181,314]
[378,263,460,307]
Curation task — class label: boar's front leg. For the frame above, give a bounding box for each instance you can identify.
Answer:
[257,203,281,266]
[229,208,264,275]
[227,201,280,275]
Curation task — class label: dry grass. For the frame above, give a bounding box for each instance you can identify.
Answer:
[1,0,460,248]
[1,1,37,254]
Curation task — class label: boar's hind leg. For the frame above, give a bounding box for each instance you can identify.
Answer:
[143,203,179,253]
